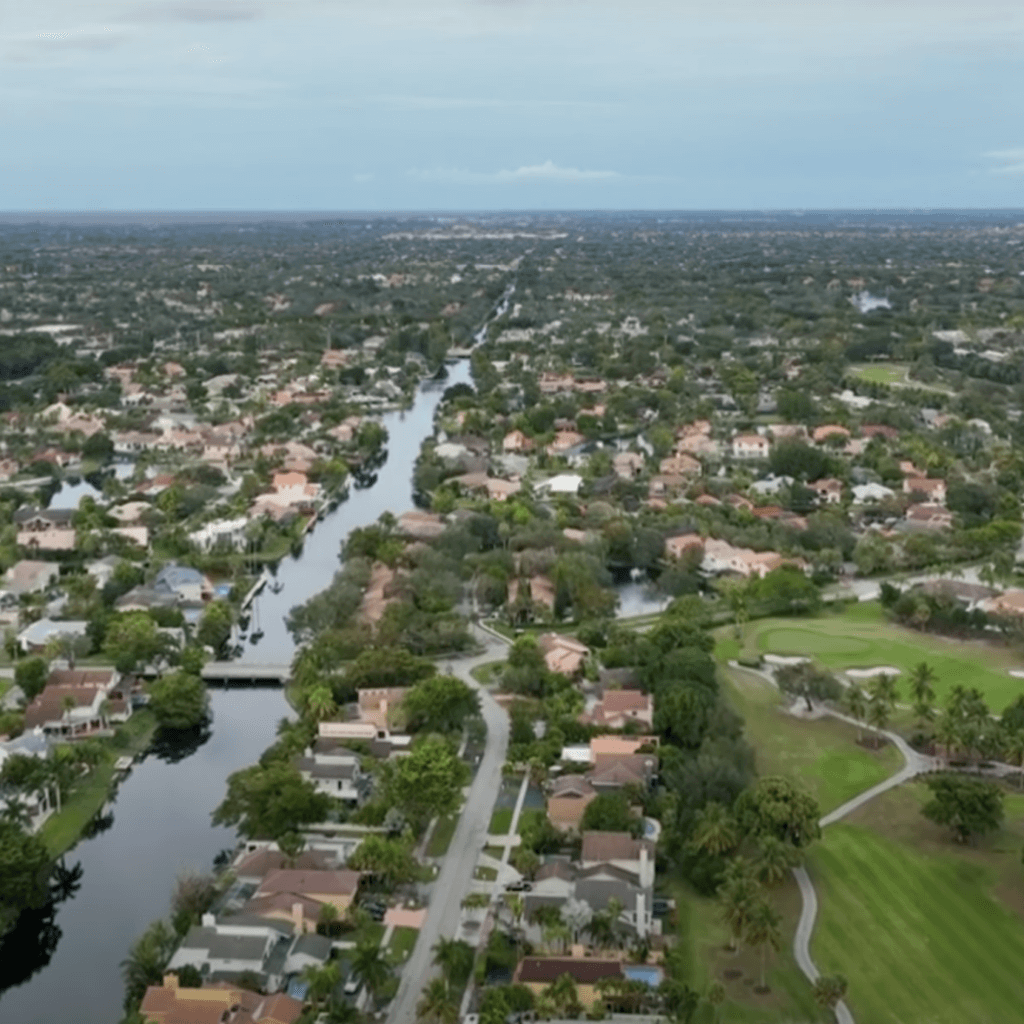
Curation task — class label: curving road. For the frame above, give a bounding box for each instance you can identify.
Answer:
[386,626,510,1024]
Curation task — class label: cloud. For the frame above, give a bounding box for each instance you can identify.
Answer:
[984,147,1024,175]
[410,160,621,184]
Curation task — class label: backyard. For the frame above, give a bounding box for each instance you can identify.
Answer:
[719,602,1024,712]
[810,784,1024,1024]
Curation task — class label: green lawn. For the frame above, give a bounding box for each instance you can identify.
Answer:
[388,926,419,964]
[849,363,910,385]
[426,813,459,858]
[470,660,504,684]
[810,785,1024,1024]
[671,878,825,1023]
[474,865,498,881]
[723,664,902,814]
[489,807,513,834]
[728,603,1024,712]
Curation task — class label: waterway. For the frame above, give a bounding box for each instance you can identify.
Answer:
[0,366,469,1023]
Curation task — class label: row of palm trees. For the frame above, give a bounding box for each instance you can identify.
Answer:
[0,740,106,828]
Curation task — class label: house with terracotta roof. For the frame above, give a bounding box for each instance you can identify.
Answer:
[612,451,645,480]
[513,957,624,1007]
[546,430,586,457]
[659,453,702,477]
[812,424,851,444]
[903,503,954,531]
[582,689,654,730]
[731,434,770,460]
[255,869,362,916]
[140,974,303,1024]
[580,831,656,887]
[903,476,947,505]
[22,667,129,736]
[664,533,703,561]
[811,478,843,505]
[503,429,534,453]
[547,774,597,831]
[537,633,589,676]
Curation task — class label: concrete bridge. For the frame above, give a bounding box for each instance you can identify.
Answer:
[201,662,290,685]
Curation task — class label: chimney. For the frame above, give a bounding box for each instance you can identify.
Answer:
[292,901,305,933]
[164,973,179,990]
[201,912,216,927]
[640,844,653,889]
[635,890,648,938]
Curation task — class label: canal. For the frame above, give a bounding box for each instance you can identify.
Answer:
[0,364,469,1024]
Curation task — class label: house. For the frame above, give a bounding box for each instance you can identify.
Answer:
[812,424,851,444]
[664,533,703,561]
[749,473,793,497]
[731,434,770,460]
[293,746,366,804]
[659,453,701,477]
[503,429,534,453]
[574,862,654,937]
[537,633,589,676]
[700,538,785,579]
[357,687,409,731]
[190,518,250,553]
[811,478,843,505]
[980,589,1024,618]
[547,775,597,831]
[255,869,362,916]
[18,618,89,655]
[140,975,303,1024]
[508,575,556,615]
[154,563,212,604]
[903,504,954,531]
[397,509,446,541]
[166,915,296,991]
[547,430,586,457]
[851,482,895,504]
[612,452,645,480]
[580,831,656,888]
[582,689,654,730]
[23,668,129,736]
[586,753,658,792]
[4,560,59,596]
[861,423,900,441]
[514,957,624,1008]
[140,974,303,1024]
[539,473,584,496]
[903,477,947,505]
[233,847,335,885]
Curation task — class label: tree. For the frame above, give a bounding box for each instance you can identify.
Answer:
[170,870,217,934]
[350,938,391,1000]
[102,612,168,673]
[196,601,233,656]
[121,918,177,1010]
[776,662,841,712]
[403,675,480,734]
[842,684,868,741]
[560,897,593,944]
[149,671,209,730]
[317,902,340,937]
[303,961,341,1013]
[304,684,337,723]
[580,790,640,835]
[922,773,1005,843]
[417,976,459,1024]
[1004,729,1024,791]
[380,736,468,831]
[173,964,203,988]
[688,802,739,857]
[14,657,49,702]
[734,777,821,849]
[752,835,800,887]
[0,819,52,933]
[718,857,759,953]
[744,897,781,990]
[212,762,331,840]
[813,974,848,1017]
[348,834,417,887]
[432,936,475,990]
[277,830,306,866]
[545,972,582,1018]
[866,673,897,745]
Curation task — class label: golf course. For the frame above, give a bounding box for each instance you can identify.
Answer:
[723,601,1024,712]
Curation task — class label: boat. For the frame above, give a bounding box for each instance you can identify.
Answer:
[270,580,283,594]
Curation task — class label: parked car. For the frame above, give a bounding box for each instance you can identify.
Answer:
[504,879,532,892]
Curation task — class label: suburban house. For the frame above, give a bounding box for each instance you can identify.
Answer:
[154,563,212,604]
[23,668,131,737]
[903,477,947,504]
[503,429,535,453]
[700,538,786,579]
[851,482,895,504]
[664,533,703,561]
[254,869,362,916]
[293,742,367,804]
[812,424,851,444]
[811,478,844,505]
[357,687,409,732]
[190,518,250,553]
[979,589,1024,619]
[3,560,59,596]
[233,847,335,886]
[17,618,89,655]
[508,575,556,617]
[513,957,625,1008]
[397,509,446,541]
[538,473,584,496]
[140,975,303,1024]
[903,504,954,531]
[612,452,645,479]
[581,689,654,730]
[537,634,590,677]
[659,453,702,477]
[731,434,770,460]
[547,774,597,831]
[580,831,656,888]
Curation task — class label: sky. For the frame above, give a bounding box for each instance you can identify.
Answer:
[1,0,1023,211]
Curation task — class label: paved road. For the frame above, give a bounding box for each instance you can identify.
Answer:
[387,627,510,1024]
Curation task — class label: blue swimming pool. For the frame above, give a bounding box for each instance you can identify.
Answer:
[623,965,664,987]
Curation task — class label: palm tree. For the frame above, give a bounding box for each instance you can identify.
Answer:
[689,802,739,857]
[350,938,391,1002]
[744,898,782,991]
[866,674,896,746]
[934,710,960,764]
[545,973,581,1018]
[842,684,868,741]
[120,919,177,1009]
[1005,729,1024,790]
[753,835,800,888]
[587,909,616,951]
[302,961,340,1012]
[910,662,936,705]
[718,858,759,953]
[305,684,337,723]
[417,976,458,1024]
[706,981,726,1024]
[813,973,848,1018]
[542,922,571,954]
[431,937,474,991]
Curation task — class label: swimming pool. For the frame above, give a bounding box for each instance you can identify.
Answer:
[622,965,664,987]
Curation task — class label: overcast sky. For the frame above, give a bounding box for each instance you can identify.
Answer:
[2,0,1023,211]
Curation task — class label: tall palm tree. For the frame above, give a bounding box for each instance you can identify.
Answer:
[753,836,800,888]
[934,710,960,764]
[1005,729,1024,790]
[744,898,782,991]
[813,974,848,1017]
[302,961,340,1012]
[866,674,896,746]
[909,662,936,705]
[431,937,474,991]
[120,919,177,1010]
[350,939,391,1002]
[417,977,458,1024]
[305,685,337,723]
[718,858,759,953]
[690,802,739,857]
[842,684,868,742]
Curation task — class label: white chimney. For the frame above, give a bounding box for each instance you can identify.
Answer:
[640,844,654,889]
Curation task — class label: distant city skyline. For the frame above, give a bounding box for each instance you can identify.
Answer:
[2,0,1023,212]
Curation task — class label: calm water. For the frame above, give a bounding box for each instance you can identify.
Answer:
[0,367,469,1023]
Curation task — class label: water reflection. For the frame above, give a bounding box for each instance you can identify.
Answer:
[147,720,214,765]
[0,862,83,996]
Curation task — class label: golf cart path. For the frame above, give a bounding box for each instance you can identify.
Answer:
[728,661,939,1024]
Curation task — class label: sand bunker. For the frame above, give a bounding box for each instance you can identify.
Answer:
[764,654,810,666]
[845,666,901,679]
[1009,670,1024,679]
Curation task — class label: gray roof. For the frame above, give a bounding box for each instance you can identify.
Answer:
[180,926,267,962]
[292,933,332,959]
[18,619,88,646]
[295,756,356,780]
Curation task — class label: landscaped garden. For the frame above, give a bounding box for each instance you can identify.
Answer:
[721,602,1024,711]
[809,784,1024,1024]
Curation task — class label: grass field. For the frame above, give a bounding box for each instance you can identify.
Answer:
[489,807,513,834]
[723,664,902,814]
[724,602,1024,712]
[426,813,459,857]
[850,363,910,385]
[810,784,1024,1024]
[387,926,419,965]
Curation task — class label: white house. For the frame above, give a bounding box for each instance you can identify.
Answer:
[851,482,895,504]
[190,518,250,552]
[539,473,584,496]
[731,434,770,460]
